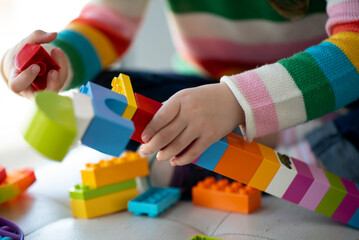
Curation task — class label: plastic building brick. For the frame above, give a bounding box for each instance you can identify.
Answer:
[315,170,347,217]
[67,22,117,67]
[81,151,149,188]
[192,177,261,214]
[264,152,297,198]
[70,178,136,200]
[332,179,359,225]
[128,187,180,217]
[213,132,264,184]
[14,43,60,90]
[348,183,359,228]
[68,91,95,145]
[190,235,223,240]
[80,81,134,157]
[248,144,281,191]
[71,187,138,219]
[22,91,77,161]
[57,30,101,81]
[282,158,315,204]
[111,73,137,120]
[0,166,6,184]
[194,137,228,171]
[298,164,330,211]
[0,217,24,240]
[131,93,162,143]
[0,168,36,204]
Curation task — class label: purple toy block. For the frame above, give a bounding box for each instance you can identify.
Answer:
[298,164,330,211]
[331,178,359,224]
[282,158,314,204]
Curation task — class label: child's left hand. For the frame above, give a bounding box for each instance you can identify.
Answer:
[140,82,244,166]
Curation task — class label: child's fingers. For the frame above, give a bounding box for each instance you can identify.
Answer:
[25,30,57,45]
[141,98,181,143]
[50,48,67,89]
[156,126,198,161]
[169,138,210,166]
[140,117,186,155]
[21,85,37,99]
[45,70,59,91]
[9,64,40,93]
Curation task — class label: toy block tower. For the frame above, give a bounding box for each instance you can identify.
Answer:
[69,151,149,219]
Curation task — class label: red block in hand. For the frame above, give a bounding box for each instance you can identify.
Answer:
[131,93,162,144]
[0,166,6,184]
[14,43,60,90]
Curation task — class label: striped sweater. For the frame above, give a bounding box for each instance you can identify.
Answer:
[53,0,359,141]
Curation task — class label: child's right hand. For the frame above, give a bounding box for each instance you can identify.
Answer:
[2,30,69,99]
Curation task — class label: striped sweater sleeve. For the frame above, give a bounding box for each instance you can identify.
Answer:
[52,0,149,89]
[221,0,359,141]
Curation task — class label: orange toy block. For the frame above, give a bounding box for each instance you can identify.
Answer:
[248,144,281,191]
[0,168,36,203]
[214,133,263,184]
[192,177,261,214]
[81,151,149,188]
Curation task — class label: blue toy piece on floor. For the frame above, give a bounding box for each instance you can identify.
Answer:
[128,187,180,217]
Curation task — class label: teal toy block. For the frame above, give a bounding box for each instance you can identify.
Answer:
[70,179,136,200]
[80,82,134,157]
[128,187,180,217]
[190,235,223,240]
[57,30,101,81]
[193,137,228,171]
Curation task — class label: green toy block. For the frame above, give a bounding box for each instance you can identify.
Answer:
[23,91,77,161]
[0,183,20,203]
[69,179,136,200]
[190,235,223,240]
[315,170,347,217]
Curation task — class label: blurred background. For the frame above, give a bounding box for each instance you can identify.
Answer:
[0,0,175,169]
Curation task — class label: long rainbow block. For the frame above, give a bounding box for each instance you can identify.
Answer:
[0,168,36,204]
[22,74,359,228]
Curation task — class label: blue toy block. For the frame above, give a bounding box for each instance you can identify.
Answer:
[194,137,228,171]
[57,30,101,81]
[128,187,180,217]
[80,82,134,157]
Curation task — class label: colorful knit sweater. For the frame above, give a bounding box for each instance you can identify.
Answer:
[53,0,359,141]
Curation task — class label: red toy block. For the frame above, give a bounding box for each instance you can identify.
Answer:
[0,166,6,184]
[192,177,261,214]
[131,93,162,143]
[14,43,60,90]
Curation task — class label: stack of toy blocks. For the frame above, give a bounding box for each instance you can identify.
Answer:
[0,166,36,204]
[128,187,180,217]
[70,151,149,219]
[192,177,261,214]
[192,132,359,229]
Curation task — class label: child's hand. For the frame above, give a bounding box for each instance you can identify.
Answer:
[140,82,245,166]
[2,30,68,98]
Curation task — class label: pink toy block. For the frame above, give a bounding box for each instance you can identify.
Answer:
[298,164,330,210]
[14,43,60,90]
[282,158,314,204]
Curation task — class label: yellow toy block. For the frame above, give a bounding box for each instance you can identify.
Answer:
[81,151,149,188]
[71,187,138,219]
[111,74,137,120]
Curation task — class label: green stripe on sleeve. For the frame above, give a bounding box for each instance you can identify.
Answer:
[167,0,326,21]
[279,52,335,121]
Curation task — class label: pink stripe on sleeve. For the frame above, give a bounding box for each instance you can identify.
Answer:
[326,0,359,35]
[232,71,279,137]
